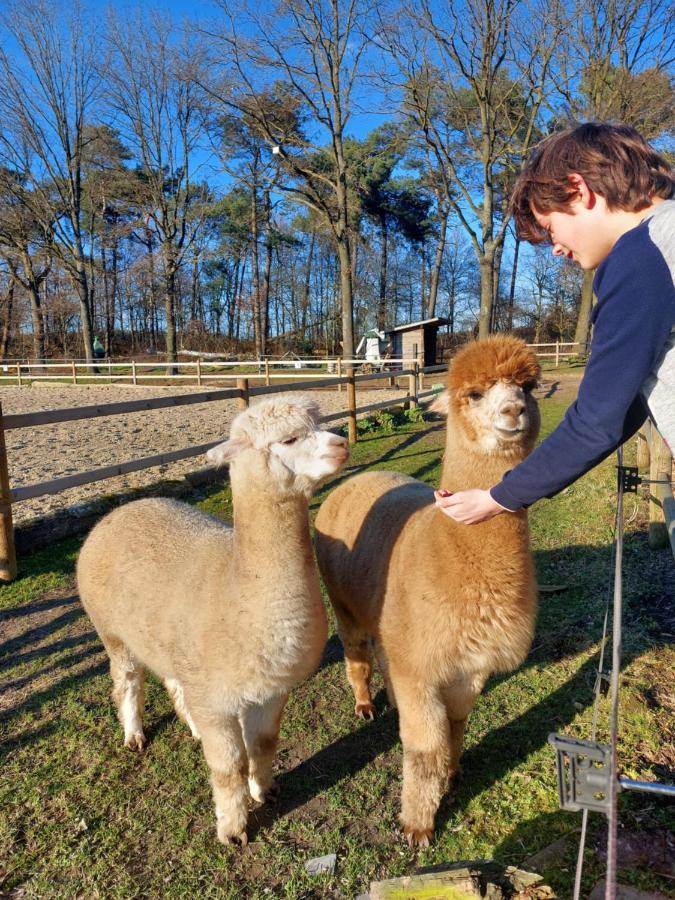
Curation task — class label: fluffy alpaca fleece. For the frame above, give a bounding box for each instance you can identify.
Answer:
[77,395,348,845]
[314,336,541,846]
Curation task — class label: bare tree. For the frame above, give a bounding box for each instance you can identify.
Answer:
[0,0,103,361]
[0,168,53,361]
[106,11,207,369]
[385,0,562,338]
[201,0,377,362]
[553,0,675,349]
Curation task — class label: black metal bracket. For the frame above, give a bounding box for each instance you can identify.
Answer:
[594,672,611,696]
[617,464,640,494]
[548,734,612,814]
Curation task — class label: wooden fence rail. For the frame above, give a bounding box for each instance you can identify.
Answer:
[0,364,429,581]
[0,343,584,387]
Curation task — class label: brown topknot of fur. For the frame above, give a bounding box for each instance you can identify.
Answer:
[447,336,541,396]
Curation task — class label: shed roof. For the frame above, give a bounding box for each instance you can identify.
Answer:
[384,317,450,334]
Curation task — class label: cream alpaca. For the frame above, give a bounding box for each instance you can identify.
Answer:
[77,395,348,845]
[315,337,541,846]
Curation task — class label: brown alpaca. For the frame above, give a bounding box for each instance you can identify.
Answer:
[77,396,348,846]
[314,336,541,846]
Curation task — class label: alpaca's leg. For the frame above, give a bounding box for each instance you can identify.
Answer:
[165,678,201,740]
[240,693,288,804]
[442,676,484,779]
[374,640,396,708]
[105,636,146,751]
[392,674,450,847]
[194,712,249,846]
[335,614,375,719]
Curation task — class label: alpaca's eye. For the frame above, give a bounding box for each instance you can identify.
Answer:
[522,381,537,393]
[282,436,299,445]
[468,391,483,402]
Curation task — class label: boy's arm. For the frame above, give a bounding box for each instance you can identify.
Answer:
[490,238,674,512]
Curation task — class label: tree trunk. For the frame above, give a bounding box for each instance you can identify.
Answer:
[478,252,495,339]
[426,206,449,319]
[250,179,263,358]
[490,242,504,332]
[301,231,315,340]
[0,280,14,359]
[261,189,273,357]
[574,268,595,354]
[19,252,46,363]
[377,215,388,331]
[336,234,354,361]
[163,258,178,374]
[73,257,94,362]
[506,237,520,332]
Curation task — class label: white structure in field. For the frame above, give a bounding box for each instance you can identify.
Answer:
[355,328,386,363]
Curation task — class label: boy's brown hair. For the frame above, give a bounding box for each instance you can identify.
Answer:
[511,122,675,244]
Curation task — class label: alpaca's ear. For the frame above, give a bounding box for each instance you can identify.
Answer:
[206,437,250,466]
[429,390,449,417]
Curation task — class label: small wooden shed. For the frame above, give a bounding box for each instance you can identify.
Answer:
[384,317,449,366]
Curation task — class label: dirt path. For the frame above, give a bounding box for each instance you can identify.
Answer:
[1,383,407,528]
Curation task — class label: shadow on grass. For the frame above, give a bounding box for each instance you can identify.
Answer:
[1,630,98,675]
[0,644,104,699]
[0,604,85,659]
[0,593,80,621]
[0,657,109,745]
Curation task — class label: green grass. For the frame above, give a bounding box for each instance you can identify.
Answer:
[1,399,673,899]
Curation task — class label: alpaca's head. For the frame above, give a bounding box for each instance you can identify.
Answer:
[206,395,349,497]
[435,336,541,455]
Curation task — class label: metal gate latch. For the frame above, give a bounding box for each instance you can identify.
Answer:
[617,464,640,493]
[548,734,612,813]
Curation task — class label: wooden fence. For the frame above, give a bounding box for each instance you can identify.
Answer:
[0,342,584,387]
[0,363,446,581]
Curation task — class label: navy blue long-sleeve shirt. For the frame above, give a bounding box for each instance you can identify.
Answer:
[491,199,675,512]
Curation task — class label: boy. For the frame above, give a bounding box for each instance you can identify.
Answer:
[435,122,675,524]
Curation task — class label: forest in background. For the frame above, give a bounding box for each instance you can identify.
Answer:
[0,0,672,363]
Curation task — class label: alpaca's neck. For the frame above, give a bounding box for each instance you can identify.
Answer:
[232,489,314,586]
[439,416,529,492]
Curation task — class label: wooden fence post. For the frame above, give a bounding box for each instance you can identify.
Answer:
[408,365,418,409]
[0,402,17,582]
[196,358,202,387]
[265,359,270,386]
[16,363,22,387]
[346,369,357,444]
[555,341,560,367]
[637,421,651,469]
[236,377,250,410]
[648,428,672,549]
[131,360,137,386]
[71,360,77,385]
[337,357,342,393]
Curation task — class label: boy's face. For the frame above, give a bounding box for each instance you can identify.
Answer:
[531,198,614,270]
[531,174,619,270]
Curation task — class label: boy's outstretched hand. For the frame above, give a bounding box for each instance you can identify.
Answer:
[434,488,508,525]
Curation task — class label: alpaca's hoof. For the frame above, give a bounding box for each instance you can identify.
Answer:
[355,702,375,721]
[249,776,279,805]
[124,732,146,752]
[217,822,248,847]
[402,825,433,847]
[226,831,248,847]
